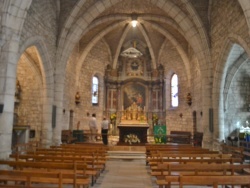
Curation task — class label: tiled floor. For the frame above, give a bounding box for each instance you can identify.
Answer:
[92,159,157,188]
[91,159,221,188]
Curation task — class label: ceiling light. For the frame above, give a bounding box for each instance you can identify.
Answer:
[120,47,142,58]
[131,13,138,28]
[131,20,137,27]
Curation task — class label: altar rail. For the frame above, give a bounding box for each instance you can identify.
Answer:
[147,134,192,144]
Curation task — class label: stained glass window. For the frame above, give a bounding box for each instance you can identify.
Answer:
[92,76,98,104]
[171,74,178,107]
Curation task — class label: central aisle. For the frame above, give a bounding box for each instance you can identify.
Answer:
[92,159,157,188]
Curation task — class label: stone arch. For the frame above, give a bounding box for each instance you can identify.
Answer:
[0,0,32,101]
[2,0,32,37]
[137,23,157,69]
[16,51,43,139]
[151,0,210,69]
[212,34,250,143]
[0,0,32,158]
[57,0,209,83]
[75,15,191,90]
[55,0,210,147]
[112,24,131,69]
[18,36,54,146]
[165,69,177,109]
[75,20,127,88]
[147,22,191,88]
[223,52,248,111]
[238,0,250,35]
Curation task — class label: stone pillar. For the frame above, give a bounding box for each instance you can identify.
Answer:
[50,72,64,146]
[148,83,153,134]
[0,39,19,159]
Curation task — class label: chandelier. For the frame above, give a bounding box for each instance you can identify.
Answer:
[120,41,143,58]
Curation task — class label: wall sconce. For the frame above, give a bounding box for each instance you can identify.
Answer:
[75,92,80,104]
[186,93,192,106]
[0,104,4,113]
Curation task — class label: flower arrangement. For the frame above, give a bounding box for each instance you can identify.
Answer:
[152,114,158,121]
[124,134,140,145]
[152,114,159,125]
[110,113,116,121]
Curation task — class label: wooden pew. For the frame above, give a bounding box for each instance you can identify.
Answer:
[147,147,213,155]
[151,163,250,180]
[0,160,92,185]
[146,143,194,154]
[156,174,250,188]
[0,169,89,188]
[150,158,242,174]
[179,175,250,188]
[23,150,107,174]
[10,154,105,166]
[146,145,218,165]
[8,154,103,186]
[147,149,218,160]
[169,131,191,144]
[148,153,233,167]
[221,143,244,162]
[26,149,107,161]
[11,141,40,155]
[148,151,223,167]
[240,140,250,159]
[54,143,108,149]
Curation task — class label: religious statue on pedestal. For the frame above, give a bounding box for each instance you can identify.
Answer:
[131,102,138,120]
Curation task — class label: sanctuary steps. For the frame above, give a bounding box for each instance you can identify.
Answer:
[107,145,146,160]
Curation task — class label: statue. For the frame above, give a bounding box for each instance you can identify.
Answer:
[131,102,138,120]
[75,92,80,104]
[15,80,21,100]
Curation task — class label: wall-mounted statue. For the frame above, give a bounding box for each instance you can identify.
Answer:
[15,80,21,101]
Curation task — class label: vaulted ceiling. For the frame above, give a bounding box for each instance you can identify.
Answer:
[64,0,210,70]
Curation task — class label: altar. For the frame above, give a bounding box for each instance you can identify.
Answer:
[117,120,149,145]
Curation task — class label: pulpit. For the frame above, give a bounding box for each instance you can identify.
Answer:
[117,121,149,145]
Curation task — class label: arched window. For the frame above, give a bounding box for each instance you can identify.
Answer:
[171,74,178,107]
[92,76,99,104]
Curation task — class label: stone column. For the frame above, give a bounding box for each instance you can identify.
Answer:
[0,39,19,159]
[148,83,153,134]
[50,72,64,147]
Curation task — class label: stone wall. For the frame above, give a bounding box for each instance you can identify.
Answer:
[211,0,250,141]
[72,40,110,132]
[62,45,79,130]
[17,0,57,144]
[159,39,193,134]
[20,0,57,65]
[225,61,250,137]
[16,53,43,141]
